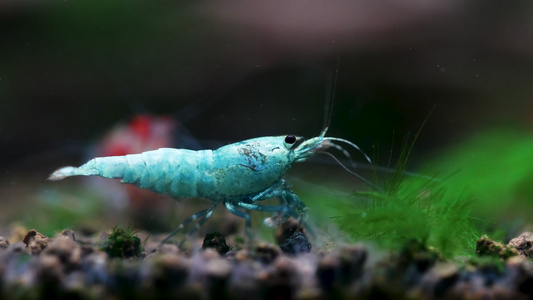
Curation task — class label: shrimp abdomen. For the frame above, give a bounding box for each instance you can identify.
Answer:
[48,148,215,199]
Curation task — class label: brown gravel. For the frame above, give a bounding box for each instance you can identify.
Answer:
[1,229,533,299]
[509,232,533,258]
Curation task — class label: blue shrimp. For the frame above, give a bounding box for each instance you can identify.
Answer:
[48,126,371,244]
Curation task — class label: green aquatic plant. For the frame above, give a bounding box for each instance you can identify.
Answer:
[101,225,144,259]
[418,128,533,225]
[334,120,481,258]
[334,126,533,258]
[334,178,480,258]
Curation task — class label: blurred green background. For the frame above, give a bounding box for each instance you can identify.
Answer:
[1,0,533,251]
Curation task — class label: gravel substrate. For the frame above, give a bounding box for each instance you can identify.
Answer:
[1,228,533,300]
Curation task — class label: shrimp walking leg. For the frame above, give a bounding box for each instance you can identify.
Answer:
[251,180,308,223]
[224,202,253,241]
[235,201,312,232]
[160,202,218,245]
[183,205,217,238]
[236,202,295,216]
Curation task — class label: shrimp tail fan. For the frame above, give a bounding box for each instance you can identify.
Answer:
[48,166,98,181]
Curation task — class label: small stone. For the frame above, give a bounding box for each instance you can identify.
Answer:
[262,255,298,300]
[275,218,305,245]
[43,236,82,271]
[22,229,52,255]
[205,257,231,277]
[202,232,230,255]
[255,242,280,264]
[157,243,180,255]
[0,236,10,249]
[476,235,519,260]
[234,248,252,261]
[151,251,190,290]
[37,254,64,281]
[317,254,341,291]
[427,263,460,297]
[508,232,533,258]
[316,244,367,292]
[275,218,311,256]
[58,229,76,241]
[279,232,311,256]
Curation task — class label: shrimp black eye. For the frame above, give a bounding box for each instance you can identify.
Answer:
[285,135,296,144]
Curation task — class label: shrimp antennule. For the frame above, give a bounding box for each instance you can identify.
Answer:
[323,137,372,164]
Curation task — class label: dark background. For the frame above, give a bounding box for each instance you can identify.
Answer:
[1,0,533,230]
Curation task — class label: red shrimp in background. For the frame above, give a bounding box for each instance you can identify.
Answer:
[96,115,175,158]
[91,114,177,229]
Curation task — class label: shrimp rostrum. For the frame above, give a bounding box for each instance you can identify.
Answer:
[49,126,371,244]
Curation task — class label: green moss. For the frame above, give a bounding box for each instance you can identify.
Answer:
[101,226,143,259]
[334,127,533,259]
[476,235,519,260]
[416,128,533,225]
[333,116,482,258]
[334,178,479,258]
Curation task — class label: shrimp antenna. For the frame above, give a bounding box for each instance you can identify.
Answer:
[317,151,381,190]
[324,137,373,165]
[320,56,341,138]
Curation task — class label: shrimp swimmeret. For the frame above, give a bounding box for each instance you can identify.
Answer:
[49,126,371,244]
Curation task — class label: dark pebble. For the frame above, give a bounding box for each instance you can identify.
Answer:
[279,232,311,256]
